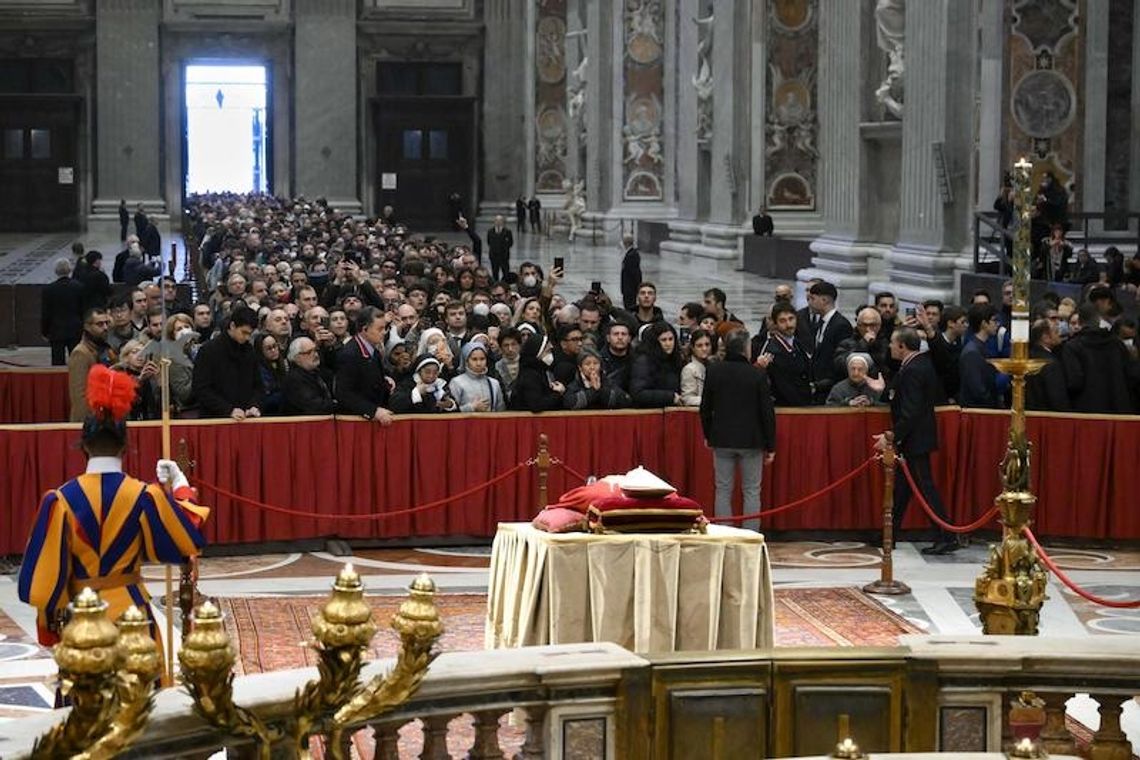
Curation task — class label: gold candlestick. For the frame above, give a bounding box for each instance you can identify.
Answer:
[974,157,1048,635]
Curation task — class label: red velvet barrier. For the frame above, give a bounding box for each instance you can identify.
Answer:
[0,369,69,424]
[1,408,1138,555]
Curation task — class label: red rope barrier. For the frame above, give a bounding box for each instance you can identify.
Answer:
[1023,527,1140,609]
[552,458,591,483]
[712,455,879,523]
[193,461,530,521]
[898,457,999,533]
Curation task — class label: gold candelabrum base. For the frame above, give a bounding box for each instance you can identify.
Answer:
[974,350,1049,636]
[179,565,443,760]
[32,591,161,760]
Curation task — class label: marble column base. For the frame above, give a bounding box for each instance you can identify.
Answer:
[476,201,515,229]
[869,242,961,304]
[89,197,170,237]
[769,211,824,237]
[326,198,363,216]
[797,236,873,309]
[658,221,740,261]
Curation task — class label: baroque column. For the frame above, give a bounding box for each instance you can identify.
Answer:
[800,0,871,295]
[295,0,360,212]
[584,0,616,215]
[90,0,164,228]
[871,0,975,303]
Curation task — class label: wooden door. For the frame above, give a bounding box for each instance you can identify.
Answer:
[374,97,474,230]
[0,97,79,231]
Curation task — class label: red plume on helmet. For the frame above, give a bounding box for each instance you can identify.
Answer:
[85,365,137,422]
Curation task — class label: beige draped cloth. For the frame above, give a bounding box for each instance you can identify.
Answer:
[486,522,774,654]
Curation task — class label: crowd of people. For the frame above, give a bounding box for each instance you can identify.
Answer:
[40,192,1140,424]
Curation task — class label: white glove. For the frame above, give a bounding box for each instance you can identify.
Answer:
[156,459,189,492]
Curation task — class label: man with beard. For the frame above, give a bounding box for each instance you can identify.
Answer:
[68,308,114,421]
[283,336,336,415]
[758,302,813,406]
[600,320,634,391]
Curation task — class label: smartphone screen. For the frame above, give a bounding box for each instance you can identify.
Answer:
[553,257,564,271]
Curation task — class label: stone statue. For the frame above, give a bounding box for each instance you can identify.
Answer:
[562,178,586,242]
[567,30,588,139]
[874,0,905,118]
[691,11,714,146]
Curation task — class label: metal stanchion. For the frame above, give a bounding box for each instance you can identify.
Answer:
[864,440,910,596]
[535,433,550,509]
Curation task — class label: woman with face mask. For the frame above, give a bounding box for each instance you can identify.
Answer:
[507,334,565,412]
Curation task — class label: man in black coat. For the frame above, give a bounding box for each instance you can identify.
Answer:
[752,207,774,236]
[41,258,87,365]
[133,203,148,237]
[1026,318,1071,412]
[876,326,957,555]
[619,233,641,311]
[759,302,814,406]
[334,307,395,424]
[140,220,162,261]
[515,196,527,233]
[190,307,263,419]
[75,251,112,312]
[700,329,776,531]
[1062,304,1139,414]
[283,336,336,415]
[118,199,129,242]
[486,215,514,282]
[795,280,853,403]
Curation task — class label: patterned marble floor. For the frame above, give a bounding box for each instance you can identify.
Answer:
[2,538,1138,716]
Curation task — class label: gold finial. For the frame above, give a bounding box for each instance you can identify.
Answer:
[411,572,436,593]
[55,588,121,676]
[313,563,376,650]
[116,605,161,684]
[1008,736,1044,758]
[179,600,236,676]
[832,737,865,759]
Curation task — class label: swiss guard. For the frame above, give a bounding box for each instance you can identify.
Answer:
[18,364,209,648]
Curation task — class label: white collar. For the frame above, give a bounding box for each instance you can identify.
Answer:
[86,456,123,474]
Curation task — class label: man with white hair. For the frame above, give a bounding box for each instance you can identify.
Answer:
[42,258,86,365]
[282,337,336,414]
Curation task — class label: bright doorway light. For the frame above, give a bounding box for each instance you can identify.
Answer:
[184,63,268,194]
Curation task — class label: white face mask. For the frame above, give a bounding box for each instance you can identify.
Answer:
[175,327,192,340]
[1125,338,1135,349]
[473,302,490,317]
[522,275,537,288]
[540,351,554,366]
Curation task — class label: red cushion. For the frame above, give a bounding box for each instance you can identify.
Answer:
[589,492,703,513]
[532,507,588,533]
[547,480,624,513]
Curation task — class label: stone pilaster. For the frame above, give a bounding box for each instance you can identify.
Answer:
[872,0,974,304]
[1082,0,1109,228]
[294,0,360,211]
[674,0,700,221]
[706,0,747,226]
[975,0,1006,212]
[584,0,614,214]
[800,0,870,294]
[91,0,164,223]
[482,0,530,212]
[1132,0,1140,234]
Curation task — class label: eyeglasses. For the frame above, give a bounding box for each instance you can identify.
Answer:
[296,347,316,355]
[565,335,584,342]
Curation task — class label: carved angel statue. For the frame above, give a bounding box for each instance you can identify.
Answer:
[562,178,587,242]
[765,119,787,157]
[568,55,588,123]
[874,0,906,118]
[691,12,714,144]
[622,124,646,167]
[626,0,663,45]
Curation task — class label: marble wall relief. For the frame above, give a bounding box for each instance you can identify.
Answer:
[764,0,817,210]
[1006,0,1081,203]
[622,0,665,201]
[534,0,567,192]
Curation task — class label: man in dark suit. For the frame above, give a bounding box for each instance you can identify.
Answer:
[527,196,542,233]
[334,307,395,424]
[191,307,263,419]
[42,258,87,365]
[795,280,852,403]
[133,203,148,237]
[619,233,641,311]
[74,251,112,312]
[1062,304,1139,414]
[700,329,776,531]
[1026,318,1070,412]
[515,196,527,233]
[876,326,957,555]
[140,220,162,261]
[486,215,514,282]
[283,336,337,415]
[118,199,129,242]
[752,206,774,236]
[758,302,814,406]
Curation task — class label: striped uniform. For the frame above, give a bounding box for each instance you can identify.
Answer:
[18,471,209,646]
